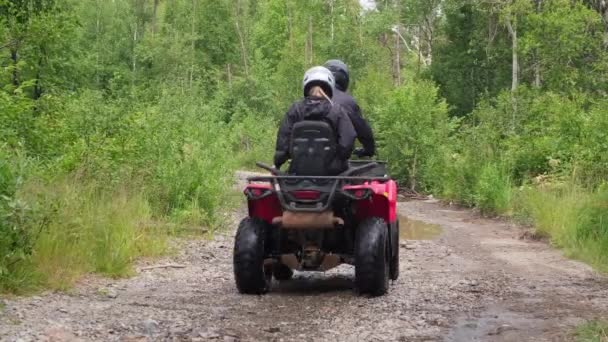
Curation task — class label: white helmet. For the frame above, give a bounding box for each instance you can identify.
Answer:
[302,66,335,98]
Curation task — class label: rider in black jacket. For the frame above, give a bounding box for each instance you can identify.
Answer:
[324,59,375,158]
[274,66,356,174]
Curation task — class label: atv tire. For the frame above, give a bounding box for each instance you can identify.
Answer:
[233,218,269,294]
[355,217,389,296]
[273,263,294,281]
[389,220,400,280]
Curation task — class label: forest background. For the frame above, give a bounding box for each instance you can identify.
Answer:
[1,0,607,292]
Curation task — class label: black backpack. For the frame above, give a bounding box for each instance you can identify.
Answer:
[288,119,338,176]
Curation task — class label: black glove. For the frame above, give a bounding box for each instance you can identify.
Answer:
[273,151,287,170]
[353,147,372,158]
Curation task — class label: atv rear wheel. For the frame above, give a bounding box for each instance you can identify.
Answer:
[233,218,269,294]
[355,217,389,296]
[273,263,294,281]
[389,221,400,280]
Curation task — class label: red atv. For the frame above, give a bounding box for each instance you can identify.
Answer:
[233,159,399,296]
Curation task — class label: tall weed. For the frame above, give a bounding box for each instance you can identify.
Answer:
[519,184,608,271]
[474,163,512,216]
[375,80,455,191]
[14,178,167,291]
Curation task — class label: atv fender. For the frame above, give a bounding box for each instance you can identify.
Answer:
[346,180,398,224]
[245,184,282,224]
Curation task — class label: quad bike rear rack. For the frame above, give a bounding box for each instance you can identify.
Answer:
[247,162,390,212]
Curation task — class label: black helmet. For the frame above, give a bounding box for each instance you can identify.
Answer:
[303,66,335,99]
[324,59,350,91]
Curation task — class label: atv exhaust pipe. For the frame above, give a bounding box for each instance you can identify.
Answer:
[272,211,344,229]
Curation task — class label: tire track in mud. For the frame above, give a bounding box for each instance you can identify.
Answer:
[1,182,607,341]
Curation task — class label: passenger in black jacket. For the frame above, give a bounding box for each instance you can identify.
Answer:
[324,59,375,157]
[274,66,356,174]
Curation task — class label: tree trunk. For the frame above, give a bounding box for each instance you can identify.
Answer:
[11,47,19,87]
[417,26,422,73]
[305,16,313,66]
[330,0,335,45]
[505,16,518,131]
[505,18,518,92]
[533,0,542,87]
[95,0,100,86]
[534,54,541,88]
[132,23,138,92]
[586,0,608,46]
[410,149,418,192]
[152,0,159,34]
[395,31,401,86]
[33,55,43,100]
[358,13,363,45]
[417,46,422,73]
[189,0,196,88]
[285,1,294,52]
[227,63,232,88]
[235,0,249,77]
[309,16,313,65]
[423,15,434,65]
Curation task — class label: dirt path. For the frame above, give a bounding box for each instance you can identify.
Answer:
[1,188,607,341]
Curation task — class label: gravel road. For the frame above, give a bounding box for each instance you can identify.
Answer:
[1,178,607,341]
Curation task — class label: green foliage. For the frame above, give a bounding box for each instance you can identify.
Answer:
[571,187,608,267]
[14,179,167,291]
[375,80,455,191]
[522,0,606,93]
[430,2,512,116]
[0,147,34,286]
[434,85,605,210]
[440,151,478,206]
[473,163,512,216]
[577,100,608,183]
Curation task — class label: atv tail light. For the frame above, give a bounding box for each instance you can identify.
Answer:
[291,190,321,200]
[345,189,372,200]
[245,188,272,199]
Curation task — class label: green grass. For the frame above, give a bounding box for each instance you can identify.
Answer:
[575,321,608,342]
[1,178,168,293]
[0,139,252,293]
[517,184,608,271]
[517,185,585,239]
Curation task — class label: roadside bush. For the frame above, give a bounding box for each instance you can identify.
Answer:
[474,163,512,216]
[440,152,478,206]
[577,100,608,185]
[431,88,602,214]
[0,148,35,289]
[375,80,456,192]
[0,87,246,292]
[228,114,276,169]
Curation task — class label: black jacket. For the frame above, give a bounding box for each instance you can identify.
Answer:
[274,97,356,170]
[332,89,375,156]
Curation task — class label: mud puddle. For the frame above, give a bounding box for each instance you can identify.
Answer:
[446,304,558,341]
[399,215,443,240]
